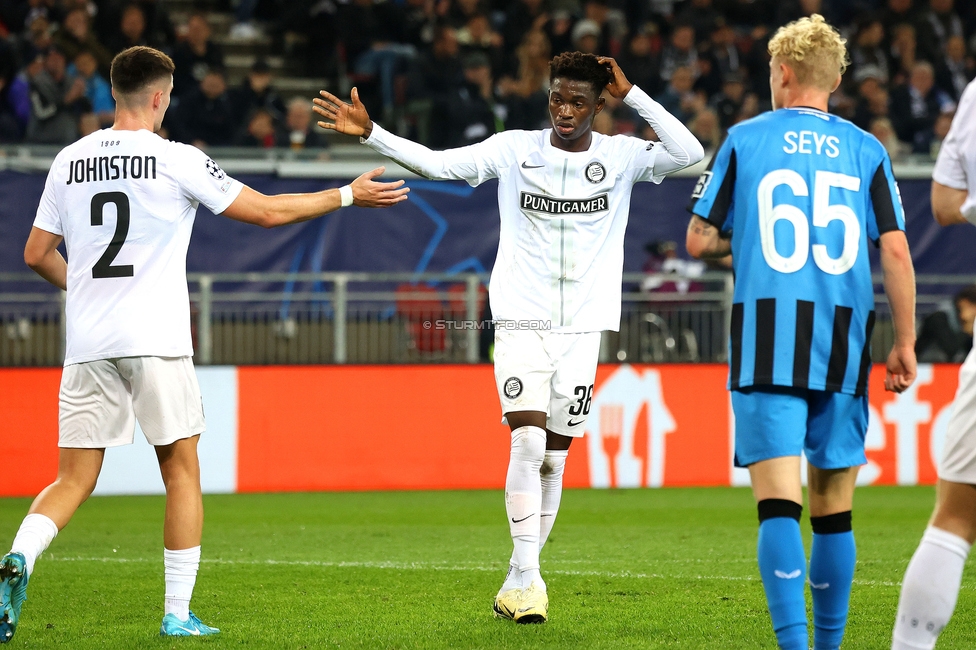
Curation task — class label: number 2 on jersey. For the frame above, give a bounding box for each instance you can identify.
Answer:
[758,169,861,275]
[91,191,134,279]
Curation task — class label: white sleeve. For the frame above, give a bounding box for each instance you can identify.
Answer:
[622,85,705,183]
[171,143,245,214]
[362,123,505,186]
[33,159,63,236]
[933,81,976,193]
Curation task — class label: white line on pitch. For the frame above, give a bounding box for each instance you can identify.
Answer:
[42,556,915,587]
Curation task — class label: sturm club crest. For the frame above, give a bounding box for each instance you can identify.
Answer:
[206,158,225,180]
[503,377,523,399]
[585,162,606,184]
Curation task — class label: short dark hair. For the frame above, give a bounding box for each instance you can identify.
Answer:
[110,46,175,96]
[955,285,976,308]
[549,51,611,97]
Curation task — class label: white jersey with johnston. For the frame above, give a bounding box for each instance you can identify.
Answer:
[933,78,976,221]
[33,128,244,365]
[364,85,702,332]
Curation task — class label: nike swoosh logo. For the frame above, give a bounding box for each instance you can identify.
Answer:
[511,514,535,523]
[541,513,553,517]
[567,419,584,427]
[521,162,544,169]
[774,569,802,580]
[809,580,830,590]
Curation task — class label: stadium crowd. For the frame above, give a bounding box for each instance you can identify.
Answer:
[0,0,973,156]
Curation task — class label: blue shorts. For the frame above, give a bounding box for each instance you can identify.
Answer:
[731,386,868,469]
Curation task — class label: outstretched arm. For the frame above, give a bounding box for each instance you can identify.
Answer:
[598,57,704,175]
[313,88,493,183]
[222,166,409,228]
[879,230,917,393]
[24,227,67,290]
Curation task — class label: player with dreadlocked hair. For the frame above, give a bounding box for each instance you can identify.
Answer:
[315,51,703,623]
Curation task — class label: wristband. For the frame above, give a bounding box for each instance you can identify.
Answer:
[339,185,354,207]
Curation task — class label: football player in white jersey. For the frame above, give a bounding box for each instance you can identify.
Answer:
[0,46,408,643]
[314,52,704,623]
[892,77,976,650]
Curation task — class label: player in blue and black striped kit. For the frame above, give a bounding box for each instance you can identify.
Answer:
[686,15,918,650]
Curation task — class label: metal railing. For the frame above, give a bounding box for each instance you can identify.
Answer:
[1,271,972,367]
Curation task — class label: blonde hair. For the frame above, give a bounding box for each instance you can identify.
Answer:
[768,14,849,91]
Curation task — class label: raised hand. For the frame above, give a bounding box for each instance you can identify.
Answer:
[597,57,633,99]
[314,87,373,139]
[350,166,410,207]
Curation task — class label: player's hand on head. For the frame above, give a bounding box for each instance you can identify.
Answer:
[314,88,373,138]
[350,166,410,208]
[884,343,917,393]
[596,56,632,99]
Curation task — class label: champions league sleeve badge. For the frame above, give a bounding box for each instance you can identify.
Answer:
[585,162,606,184]
[206,158,226,180]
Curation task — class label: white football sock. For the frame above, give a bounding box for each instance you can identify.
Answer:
[499,560,521,593]
[892,526,971,650]
[164,546,201,621]
[10,513,58,575]
[505,426,545,589]
[540,449,568,552]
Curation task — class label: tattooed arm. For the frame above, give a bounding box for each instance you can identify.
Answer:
[685,215,731,260]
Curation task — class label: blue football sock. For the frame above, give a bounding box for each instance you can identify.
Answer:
[809,512,855,650]
[757,499,808,650]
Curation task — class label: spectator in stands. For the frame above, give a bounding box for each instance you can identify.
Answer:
[618,28,661,97]
[711,71,747,131]
[707,20,740,81]
[655,65,699,123]
[171,12,224,97]
[869,116,908,160]
[675,0,720,40]
[279,97,330,149]
[105,4,158,55]
[53,8,113,76]
[659,24,697,83]
[402,0,439,51]
[880,0,920,48]
[457,13,504,75]
[68,49,114,127]
[916,286,976,363]
[890,60,955,152]
[917,0,964,63]
[849,17,890,89]
[497,30,550,130]
[16,16,55,69]
[543,10,575,57]
[170,68,235,148]
[0,42,29,142]
[774,0,825,27]
[235,108,279,147]
[503,0,549,58]
[688,107,720,150]
[408,25,463,101]
[930,110,954,157]
[231,58,285,127]
[24,46,86,144]
[447,0,488,30]
[571,19,602,56]
[888,22,918,85]
[431,51,498,148]
[935,35,974,100]
[581,0,616,55]
[852,67,891,130]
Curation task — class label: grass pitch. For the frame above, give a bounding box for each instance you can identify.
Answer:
[0,486,973,649]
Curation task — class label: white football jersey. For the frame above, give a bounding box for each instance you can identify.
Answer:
[33,128,243,365]
[933,78,976,221]
[364,86,701,332]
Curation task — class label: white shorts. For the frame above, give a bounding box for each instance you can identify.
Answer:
[59,356,206,449]
[941,346,976,483]
[493,328,601,437]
